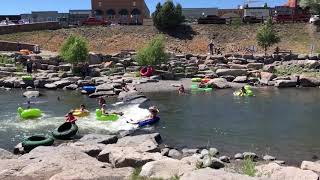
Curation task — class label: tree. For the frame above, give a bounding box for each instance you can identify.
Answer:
[135,35,168,66]
[152,1,185,30]
[299,0,320,15]
[60,35,89,67]
[256,19,280,55]
[264,3,268,8]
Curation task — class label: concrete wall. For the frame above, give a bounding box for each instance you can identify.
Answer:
[0,41,38,51]
[0,22,61,35]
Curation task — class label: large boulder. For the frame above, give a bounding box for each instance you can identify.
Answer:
[202,156,225,169]
[208,78,231,89]
[0,148,15,159]
[54,80,72,88]
[301,161,320,173]
[260,72,276,82]
[44,83,57,90]
[180,168,256,180]
[139,158,195,179]
[79,134,118,145]
[274,80,297,88]
[216,69,248,77]
[257,163,319,180]
[300,76,320,87]
[88,53,102,65]
[247,63,264,70]
[115,133,162,153]
[23,91,40,98]
[233,76,247,83]
[89,91,115,98]
[95,83,114,92]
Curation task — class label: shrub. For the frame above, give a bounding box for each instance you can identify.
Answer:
[60,35,89,65]
[135,35,168,66]
[0,55,14,64]
[256,19,280,55]
[242,158,257,177]
[152,1,185,30]
[300,0,320,15]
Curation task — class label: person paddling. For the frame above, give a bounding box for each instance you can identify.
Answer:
[127,106,159,125]
[98,97,106,108]
[178,84,185,94]
[65,112,77,124]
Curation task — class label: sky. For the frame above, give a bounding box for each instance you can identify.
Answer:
[0,0,288,15]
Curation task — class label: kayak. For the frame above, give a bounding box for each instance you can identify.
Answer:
[82,86,96,93]
[52,122,78,140]
[72,109,90,117]
[18,107,42,119]
[22,135,54,152]
[138,117,160,127]
[191,84,213,92]
[22,76,33,81]
[96,109,119,121]
[191,78,202,82]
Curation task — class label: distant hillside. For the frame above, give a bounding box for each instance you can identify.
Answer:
[0,23,318,55]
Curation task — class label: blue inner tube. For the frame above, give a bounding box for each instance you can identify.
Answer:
[138,117,160,127]
[82,86,96,93]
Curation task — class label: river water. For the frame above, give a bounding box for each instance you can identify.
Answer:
[0,88,320,164]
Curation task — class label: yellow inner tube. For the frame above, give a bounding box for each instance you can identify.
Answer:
[72,109,90,117]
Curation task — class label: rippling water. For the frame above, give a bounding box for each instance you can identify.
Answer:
[1,87,320,164]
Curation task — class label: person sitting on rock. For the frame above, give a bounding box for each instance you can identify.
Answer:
[101,104,123,116]
[198,81,207,88]
[178,84,185,94]
[65,112,77,124]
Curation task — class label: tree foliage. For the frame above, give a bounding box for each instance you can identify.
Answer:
[152,1,185,30]
[135,35,168,66]
[299,0,320,15]
[60,35,89,64]
[256,19,280,55]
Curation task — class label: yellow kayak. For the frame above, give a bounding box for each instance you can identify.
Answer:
[72,109,90,117]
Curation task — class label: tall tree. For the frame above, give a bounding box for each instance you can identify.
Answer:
[256,19,281,55]
[299,0,320,15]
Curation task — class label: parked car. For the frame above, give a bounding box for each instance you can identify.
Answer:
[81,17,111,26]
[198,15,226,24]
[310,15,320,24]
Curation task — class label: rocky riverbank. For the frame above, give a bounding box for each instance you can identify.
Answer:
[1,50,320,98]
[1,132,320,180]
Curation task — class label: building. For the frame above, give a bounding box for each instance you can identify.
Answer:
[286,0,298,8]
[218,9,243,18]
[21,11,69,23]
[69,10,92,25]
[182,8,218,21]
[243,7,270,19]
[0,15,21,24]
[91,0,150,25]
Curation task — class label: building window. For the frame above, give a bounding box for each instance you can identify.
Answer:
[47,17,52,21]
[106,9,116,20]
[131,8,141,24]
[133,1,136,7]
[119,9,129,24]
[98,1,102,7]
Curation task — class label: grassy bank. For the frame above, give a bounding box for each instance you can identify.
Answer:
[0,23,319,54]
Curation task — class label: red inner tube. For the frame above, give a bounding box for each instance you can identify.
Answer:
[140,67,154,77]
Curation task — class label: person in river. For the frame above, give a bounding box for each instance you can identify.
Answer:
[98,97,106,107]
[127,106,159,125]
[79,104,89,113]
[178,84,185,94]
[198,81,207,88]
[240,86,247,96]
[101,104,123,116]
[65,112,77,124]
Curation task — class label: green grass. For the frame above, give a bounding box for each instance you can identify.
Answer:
[0,55,14,64]
[16,64,24,72]
[242,158,257,177]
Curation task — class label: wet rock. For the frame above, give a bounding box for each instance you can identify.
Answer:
[168,149,182,159]
[54,80,72,88]
[44,83,57,90]
[219,156,230,163]
[243,152,258,160]
[300,76,320,87]
[257,162,319,180]
[161,148,170,156]
[233,76,247,83]
[182,148,199,157]
[301,161,320,173]
[139,158,195,179]
[79,134,118,145]
[89,91,115,98]
[0,148,15,159]
[274,80,297,88]
[95,83,113,92]
[208,78,231,89]
[23,91,40,98]
[202,155,225,169]
[209,148,219,156]
[65,84,78,90]
[247,63,264,70]
[234,153,244,160]
[216,69,248,77]
[180,168,256,180]
[263,155,276,161]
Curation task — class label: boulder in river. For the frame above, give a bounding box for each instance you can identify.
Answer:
[168,149,182,159]
[208,78,231,89]
[274,80,297,88]
[301,161,320,173]
[202,155,225,169]
[216,69,248,77]
[23,91,40,98]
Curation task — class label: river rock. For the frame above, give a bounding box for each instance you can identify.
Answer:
[44,83,57,89]
[65,84,78,90]
[234,153,244,160]
[230,64,247,69]
[182,148,199,156]
[263,155,276,161]
[208,78,231,89]
[216,69,248,77]
[200,149,209,158]
[168,149,182,159]
[23,90,40,98]
[247,63,264,70]
[139,158,195,179]
[54,80,72,88]
[202,155,225,169]
[180,168,256,180]
[233,76,247,83]
[88,53,102,64]
[0,146,133,180]
[161,148,170,156]
[89,91,115,98]
[219,156,230,163]
[115,133,161,153]
[274,80,297,88]
[0,148,15,159]
[79,134,118,145]
[209,148,219,156]
[301,161,320,173]
[95,83,114,92]
[257,162,319,180]
[243,152,258,160]
[300,76,320,87]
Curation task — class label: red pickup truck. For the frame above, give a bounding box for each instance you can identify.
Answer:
[81,17,111,26]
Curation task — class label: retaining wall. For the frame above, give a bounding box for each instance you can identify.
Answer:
[0,22,61,35]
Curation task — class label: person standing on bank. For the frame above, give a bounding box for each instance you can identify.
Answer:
[26,59,33,74]
[208,40,215,55]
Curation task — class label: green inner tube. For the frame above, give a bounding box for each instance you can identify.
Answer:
[191,78,202,82]
[52,122,78,140]
[22,135,54,152]
[18,107,42,119]
[96,109,119,121]
[191,84,213,92]
[22,76,33,81]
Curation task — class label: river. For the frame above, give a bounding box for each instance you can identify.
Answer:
[0,88,319,164]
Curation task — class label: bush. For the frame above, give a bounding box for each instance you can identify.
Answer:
[256,19,280,55]
[135,35,168,66]
[242,158,257,177]
[152,1,185,30]
[60,35,89,65]
[0,55,14,64]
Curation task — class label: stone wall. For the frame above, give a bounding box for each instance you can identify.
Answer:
[0,22,61,35]
[0,41,38,51]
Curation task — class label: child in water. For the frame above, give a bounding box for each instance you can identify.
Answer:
[65,112,77,123]
[240,86,247,96]
[79,104,89,113]
[178,84,185,94]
